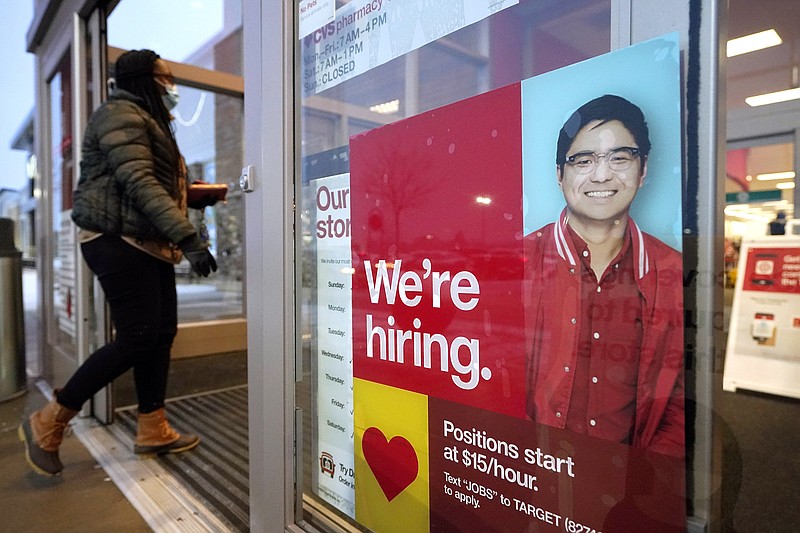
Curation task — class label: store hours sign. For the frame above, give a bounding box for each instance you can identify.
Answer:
[300,0,518,96]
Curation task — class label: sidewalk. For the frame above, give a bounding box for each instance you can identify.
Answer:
[1,267,150,531]
[0,386,150,532]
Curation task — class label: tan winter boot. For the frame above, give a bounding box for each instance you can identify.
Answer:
[18,395,79,476]
[134,408,200,454]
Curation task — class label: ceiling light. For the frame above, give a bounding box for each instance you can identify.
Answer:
[723,206,769,222]
[777,182,795,190]
[756,171,795,181]
[727,29,782,57]
[369,99,400,114]
[746,87,800,107]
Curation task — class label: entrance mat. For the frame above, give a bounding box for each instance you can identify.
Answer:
[116,386,250,532]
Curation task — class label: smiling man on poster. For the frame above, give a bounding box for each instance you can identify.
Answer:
[524,94,685,457]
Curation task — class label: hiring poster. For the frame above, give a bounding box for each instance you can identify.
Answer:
[723,237,800,399]
[345,35,685,532]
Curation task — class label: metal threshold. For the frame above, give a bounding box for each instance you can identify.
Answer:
[73,416,235,532]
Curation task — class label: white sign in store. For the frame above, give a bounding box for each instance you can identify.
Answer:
[299,0,336,40]
[723,236,800,400]
[313,173,355,517]
[301,0,519,96]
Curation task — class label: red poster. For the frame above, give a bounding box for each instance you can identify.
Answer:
[349,35,685,533]
[351,83,527,418]
[428,399,684,533]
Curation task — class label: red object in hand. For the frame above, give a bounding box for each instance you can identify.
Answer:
[187,181,228,209]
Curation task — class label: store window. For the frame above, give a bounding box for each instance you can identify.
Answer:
[292,2,699,532]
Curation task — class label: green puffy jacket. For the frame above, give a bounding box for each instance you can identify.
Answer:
[71,89,196,245]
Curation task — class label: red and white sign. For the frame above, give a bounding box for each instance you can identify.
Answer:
[724,239,800,399]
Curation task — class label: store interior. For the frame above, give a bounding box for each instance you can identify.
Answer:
[724,0,799,281]
[717,2,800,531]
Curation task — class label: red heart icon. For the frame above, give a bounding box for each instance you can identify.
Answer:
[362,427,419,502]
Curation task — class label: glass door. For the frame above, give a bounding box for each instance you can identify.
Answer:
[42,12,100,399]
[42,0,246,418]
[38,8,109,418]
[105,0,246,364]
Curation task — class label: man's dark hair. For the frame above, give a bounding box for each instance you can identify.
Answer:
[556,94,651,168]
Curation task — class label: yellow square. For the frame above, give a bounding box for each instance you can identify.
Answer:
[354,378,429,533]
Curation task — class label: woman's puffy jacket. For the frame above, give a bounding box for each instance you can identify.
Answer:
[71,89,195,245]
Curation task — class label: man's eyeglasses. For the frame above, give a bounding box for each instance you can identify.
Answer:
[565,147,640,174]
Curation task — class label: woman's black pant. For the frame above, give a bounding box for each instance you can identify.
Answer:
[57,235,178,414]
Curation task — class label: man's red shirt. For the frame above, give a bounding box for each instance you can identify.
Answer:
[524,210,685,457]
[564,224,642,444]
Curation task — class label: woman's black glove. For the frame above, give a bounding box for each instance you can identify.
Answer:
[179,234,218,277]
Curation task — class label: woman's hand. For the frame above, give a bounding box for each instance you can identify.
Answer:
[179,234,218,277]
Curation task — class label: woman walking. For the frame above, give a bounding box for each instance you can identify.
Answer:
[20,49,216,476]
